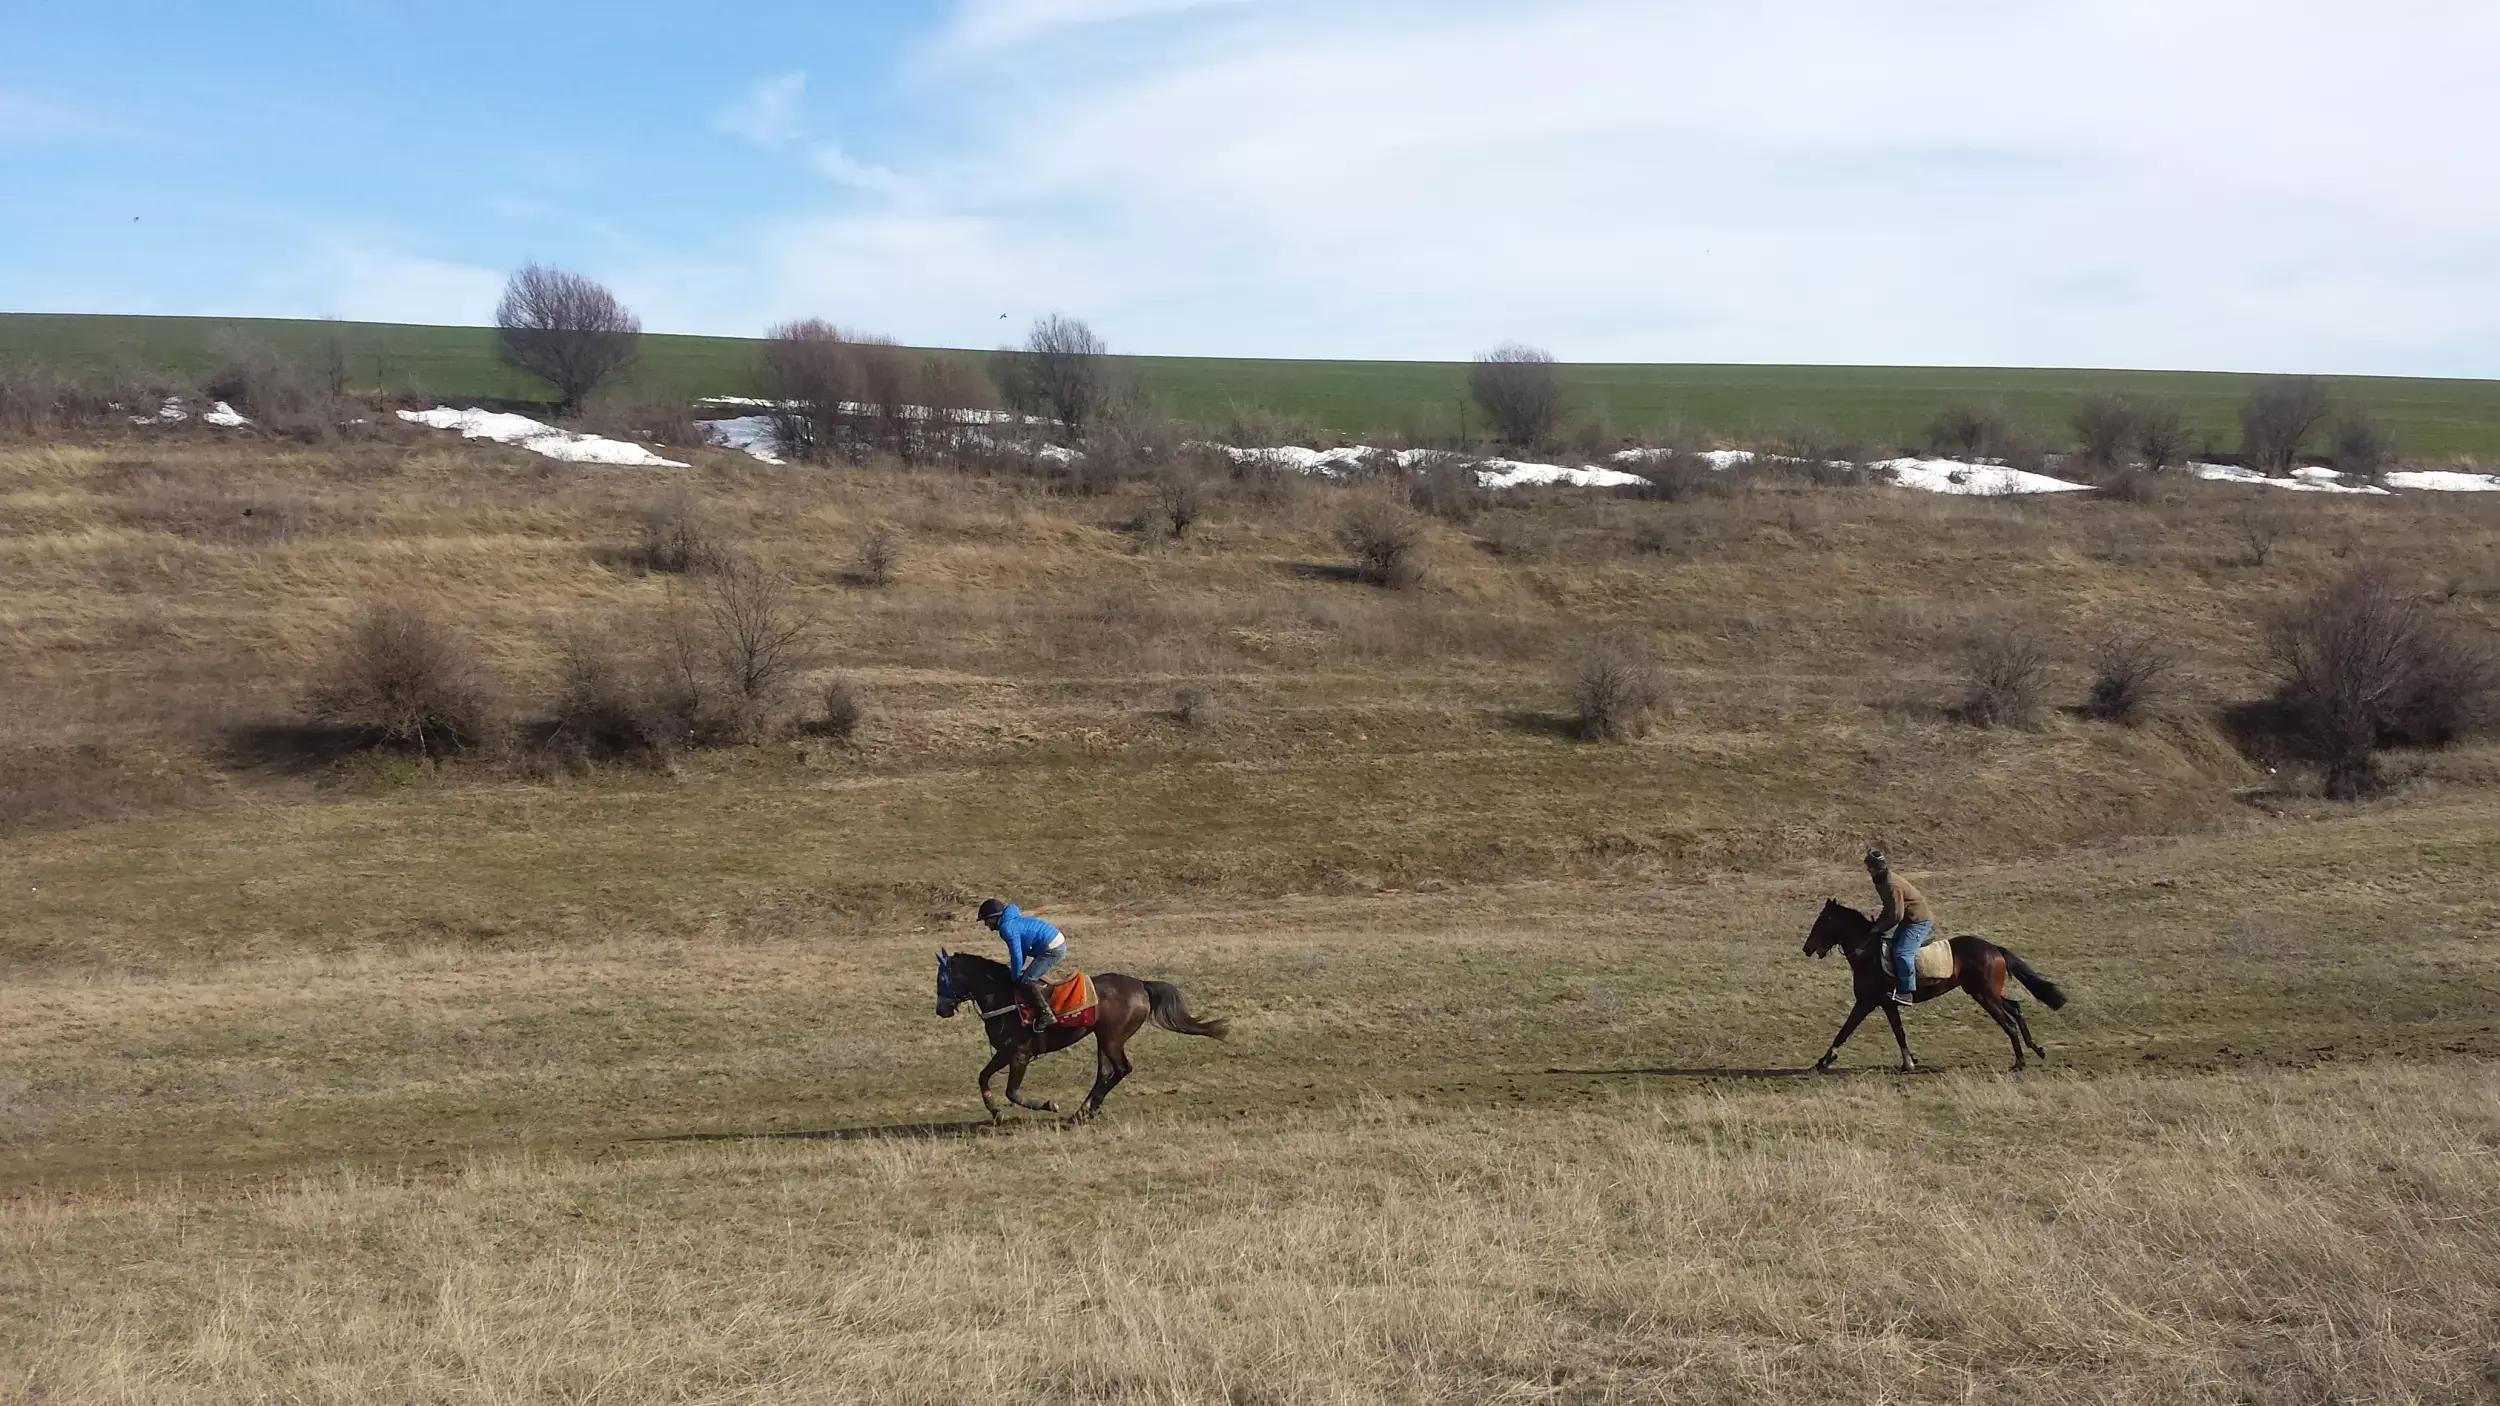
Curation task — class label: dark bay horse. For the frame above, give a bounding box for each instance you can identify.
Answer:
[935,951,1229,1122]
[1804,900,2069,1072]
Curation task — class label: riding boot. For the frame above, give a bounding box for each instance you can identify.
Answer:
[1021,978,1056,1029]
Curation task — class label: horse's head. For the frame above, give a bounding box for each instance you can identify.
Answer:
[935,949,962,1018]
[1805,899,1869,959]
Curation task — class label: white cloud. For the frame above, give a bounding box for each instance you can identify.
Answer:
[0,88,111,144]
[713,71,808,149]
[942,0,1254,50]
[811,142,910,199]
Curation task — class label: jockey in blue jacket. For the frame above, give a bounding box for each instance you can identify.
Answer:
[978,898,1068,1028]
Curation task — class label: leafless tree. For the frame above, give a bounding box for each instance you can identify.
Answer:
[2238,376,2331,478]
[2327,409,2394,481]
[706,556,817,712]
[2134,400,2193,472]
[853,336,919,461]
[2070,392,2141,469]
[758,319,859,461]
[1468,343,1565,446]
[1023,314,1111,436]
[493,264,641,412]
[919,354,994,460]
[989,346,1039,421]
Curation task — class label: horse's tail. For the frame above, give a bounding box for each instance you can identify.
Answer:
[2002,949,2069,1010]
[1144,980,1230,1040]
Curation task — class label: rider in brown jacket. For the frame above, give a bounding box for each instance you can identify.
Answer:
[1865,849,1935,1008]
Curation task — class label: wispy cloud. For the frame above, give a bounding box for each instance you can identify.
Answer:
[941,0,1254,50]
[0,88,114,144]
[712,71,808,148]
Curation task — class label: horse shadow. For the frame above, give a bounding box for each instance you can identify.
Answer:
[628,1119,1011,1146]
[1541,1064,1903,1080]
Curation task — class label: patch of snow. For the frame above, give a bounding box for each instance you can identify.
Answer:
[698,395,1050,427]
[2190,462,2388,495]
[701,415,785,464]
[1034,443,1081,465]
[398,407,686,468]
[1470,458,1652,490]
[201,401,250,428]
[2384,469,2500,492]
[1872,458,2091,496]
[128,396,250,428]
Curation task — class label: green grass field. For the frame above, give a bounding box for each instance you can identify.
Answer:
[11,311,2500,457]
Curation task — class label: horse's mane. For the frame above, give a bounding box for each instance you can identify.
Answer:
[946,951,1013,983]
[1824,899,1872,924]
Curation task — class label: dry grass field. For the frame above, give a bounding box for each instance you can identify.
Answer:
[5,419,2500,1402]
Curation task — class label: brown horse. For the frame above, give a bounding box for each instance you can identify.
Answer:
[1803,899,2068,1072]
[936,950,1228,1122]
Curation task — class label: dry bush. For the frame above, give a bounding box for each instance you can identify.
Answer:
[1217,402,1326,449]
[493,263,641,412]
[918,355,995,462]
[1468,344,1565,447]
[2134,401,2194,472]
[1076,407,1179,492]
[2085,633,2176,724]
[702,557,818,733]
[541,624,686,765]
[853,524,903,588]
[1570,636,1666,742]
[0,367,100,434]
[1023,314,1113,437]
[1926,402,2007,459]
[2098,468,2168,504]
[1172,684,1226,730]
[1627,519,1676,556]
[2071,392,2142,469]
[803,676,866,744]
[632,488,721,575]
[1146,469,1209,539]
[2327,410,2393,481]
[2235,504,2288,567]
[1956,624,2053,729]
[1632,451,1728,502]
[2239,375,2331,478]
[1405,456,1489,523]
[1342,496,1426,588]
[2257,566,2500,797]
[304,600,502,756]
[578,393,705,449]
[852,337,922,461]
[203,338,340,436]
[1478,512,1554,563]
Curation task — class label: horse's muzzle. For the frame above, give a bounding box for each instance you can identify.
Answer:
[936,1000,958,1019]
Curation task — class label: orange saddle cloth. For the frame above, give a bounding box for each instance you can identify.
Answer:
[1047,970,1099,1018]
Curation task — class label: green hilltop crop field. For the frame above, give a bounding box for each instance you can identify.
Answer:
[10,310,2500,456]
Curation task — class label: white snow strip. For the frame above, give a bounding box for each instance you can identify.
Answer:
[1871,458,2092,495]
[1608,447,1757,470]
[1470,458,1652,490]
[130,396,250,428]
[698,395,1048,426]
[398,407,686,468]
[2190,462,2389,495]
[201,401,250,428]
[2385,469,2500,492]
[701,415,785,464]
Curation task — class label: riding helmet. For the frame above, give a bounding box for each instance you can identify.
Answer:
[977,897,1007,923]
[1863,848,1888,871]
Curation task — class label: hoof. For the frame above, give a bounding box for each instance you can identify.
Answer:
[1040,1100,1060,1114]
[1814,1058,1836,1073]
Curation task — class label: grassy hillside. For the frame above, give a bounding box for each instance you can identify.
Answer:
[11,311,2500,456]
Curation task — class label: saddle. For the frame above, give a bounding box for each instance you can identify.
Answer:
[1019,970,1100,1030]
[1888,939,1957,983]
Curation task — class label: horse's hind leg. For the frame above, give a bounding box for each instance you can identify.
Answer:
[1818,1001,1876,1071]
[2006,999,2047,1059]
[1968,985,2026,1071]
[1075,1033,1117,1120]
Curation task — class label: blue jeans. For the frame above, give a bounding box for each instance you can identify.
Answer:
[1019,943,1064,985]
[1889,920,1932,997]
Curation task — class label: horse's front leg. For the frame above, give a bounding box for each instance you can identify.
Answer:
[1817,1000,1875,1071]
[1004,1046,1059,1113]
[1882,1001,1917,1073]
[977,1047,1011,1123]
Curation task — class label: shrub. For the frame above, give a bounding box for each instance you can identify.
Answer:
[579,392,704,449]
[1956,626,2052,729]
[2327,410,2393,481]
[805,676,866,744]
[305,600,501,756]
[2239,376,2331,477]
[704,557,817,727]
[759,319,861,462]
[2071,393,2142,469]
[2235,504,2287,567]
[543,624,684,764]
[1570,636,1666,742]
[493,263,641,412]
[2085,633,2175,724]
[1342,497,1425,588]
[853,524,903,588]
[1074,407,1178,492]
[1468,344,1565,447]
[203,337,332,431]
[1633,451,1725,502]
[2099,467,2167,504]
[1406,457,1489,523]
[2134,402,2194,473]
[2259,567,2500,797]
[633,488,720,574]
[1023,314,1113,437]
[0,368,116,435]
[1927,402,2006,459]
[1172,685,1225,730]
[1148,470,1208,539]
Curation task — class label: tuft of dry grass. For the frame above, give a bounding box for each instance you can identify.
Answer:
[1570,634,1666,741]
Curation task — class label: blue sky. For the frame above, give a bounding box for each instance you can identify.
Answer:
[7,0,2499,374]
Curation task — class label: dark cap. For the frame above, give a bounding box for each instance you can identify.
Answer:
[977,897,1006,922]
[1863,849,1888,869]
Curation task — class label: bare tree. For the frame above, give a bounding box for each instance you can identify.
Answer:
[989,346,1039,421]
[1926,402,2007,459]
[2327,409,2394,481]
[493,264,641,412]
[2134,400,2193,473]
[2070,392,2141,469]
[758,319,859,461]
[2238,376,2331,478]
[919,354,994,462]
[1023,314,1111,436]
[705,557,817,738]
[852,336,920,461]
[1468,344,1565,447]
